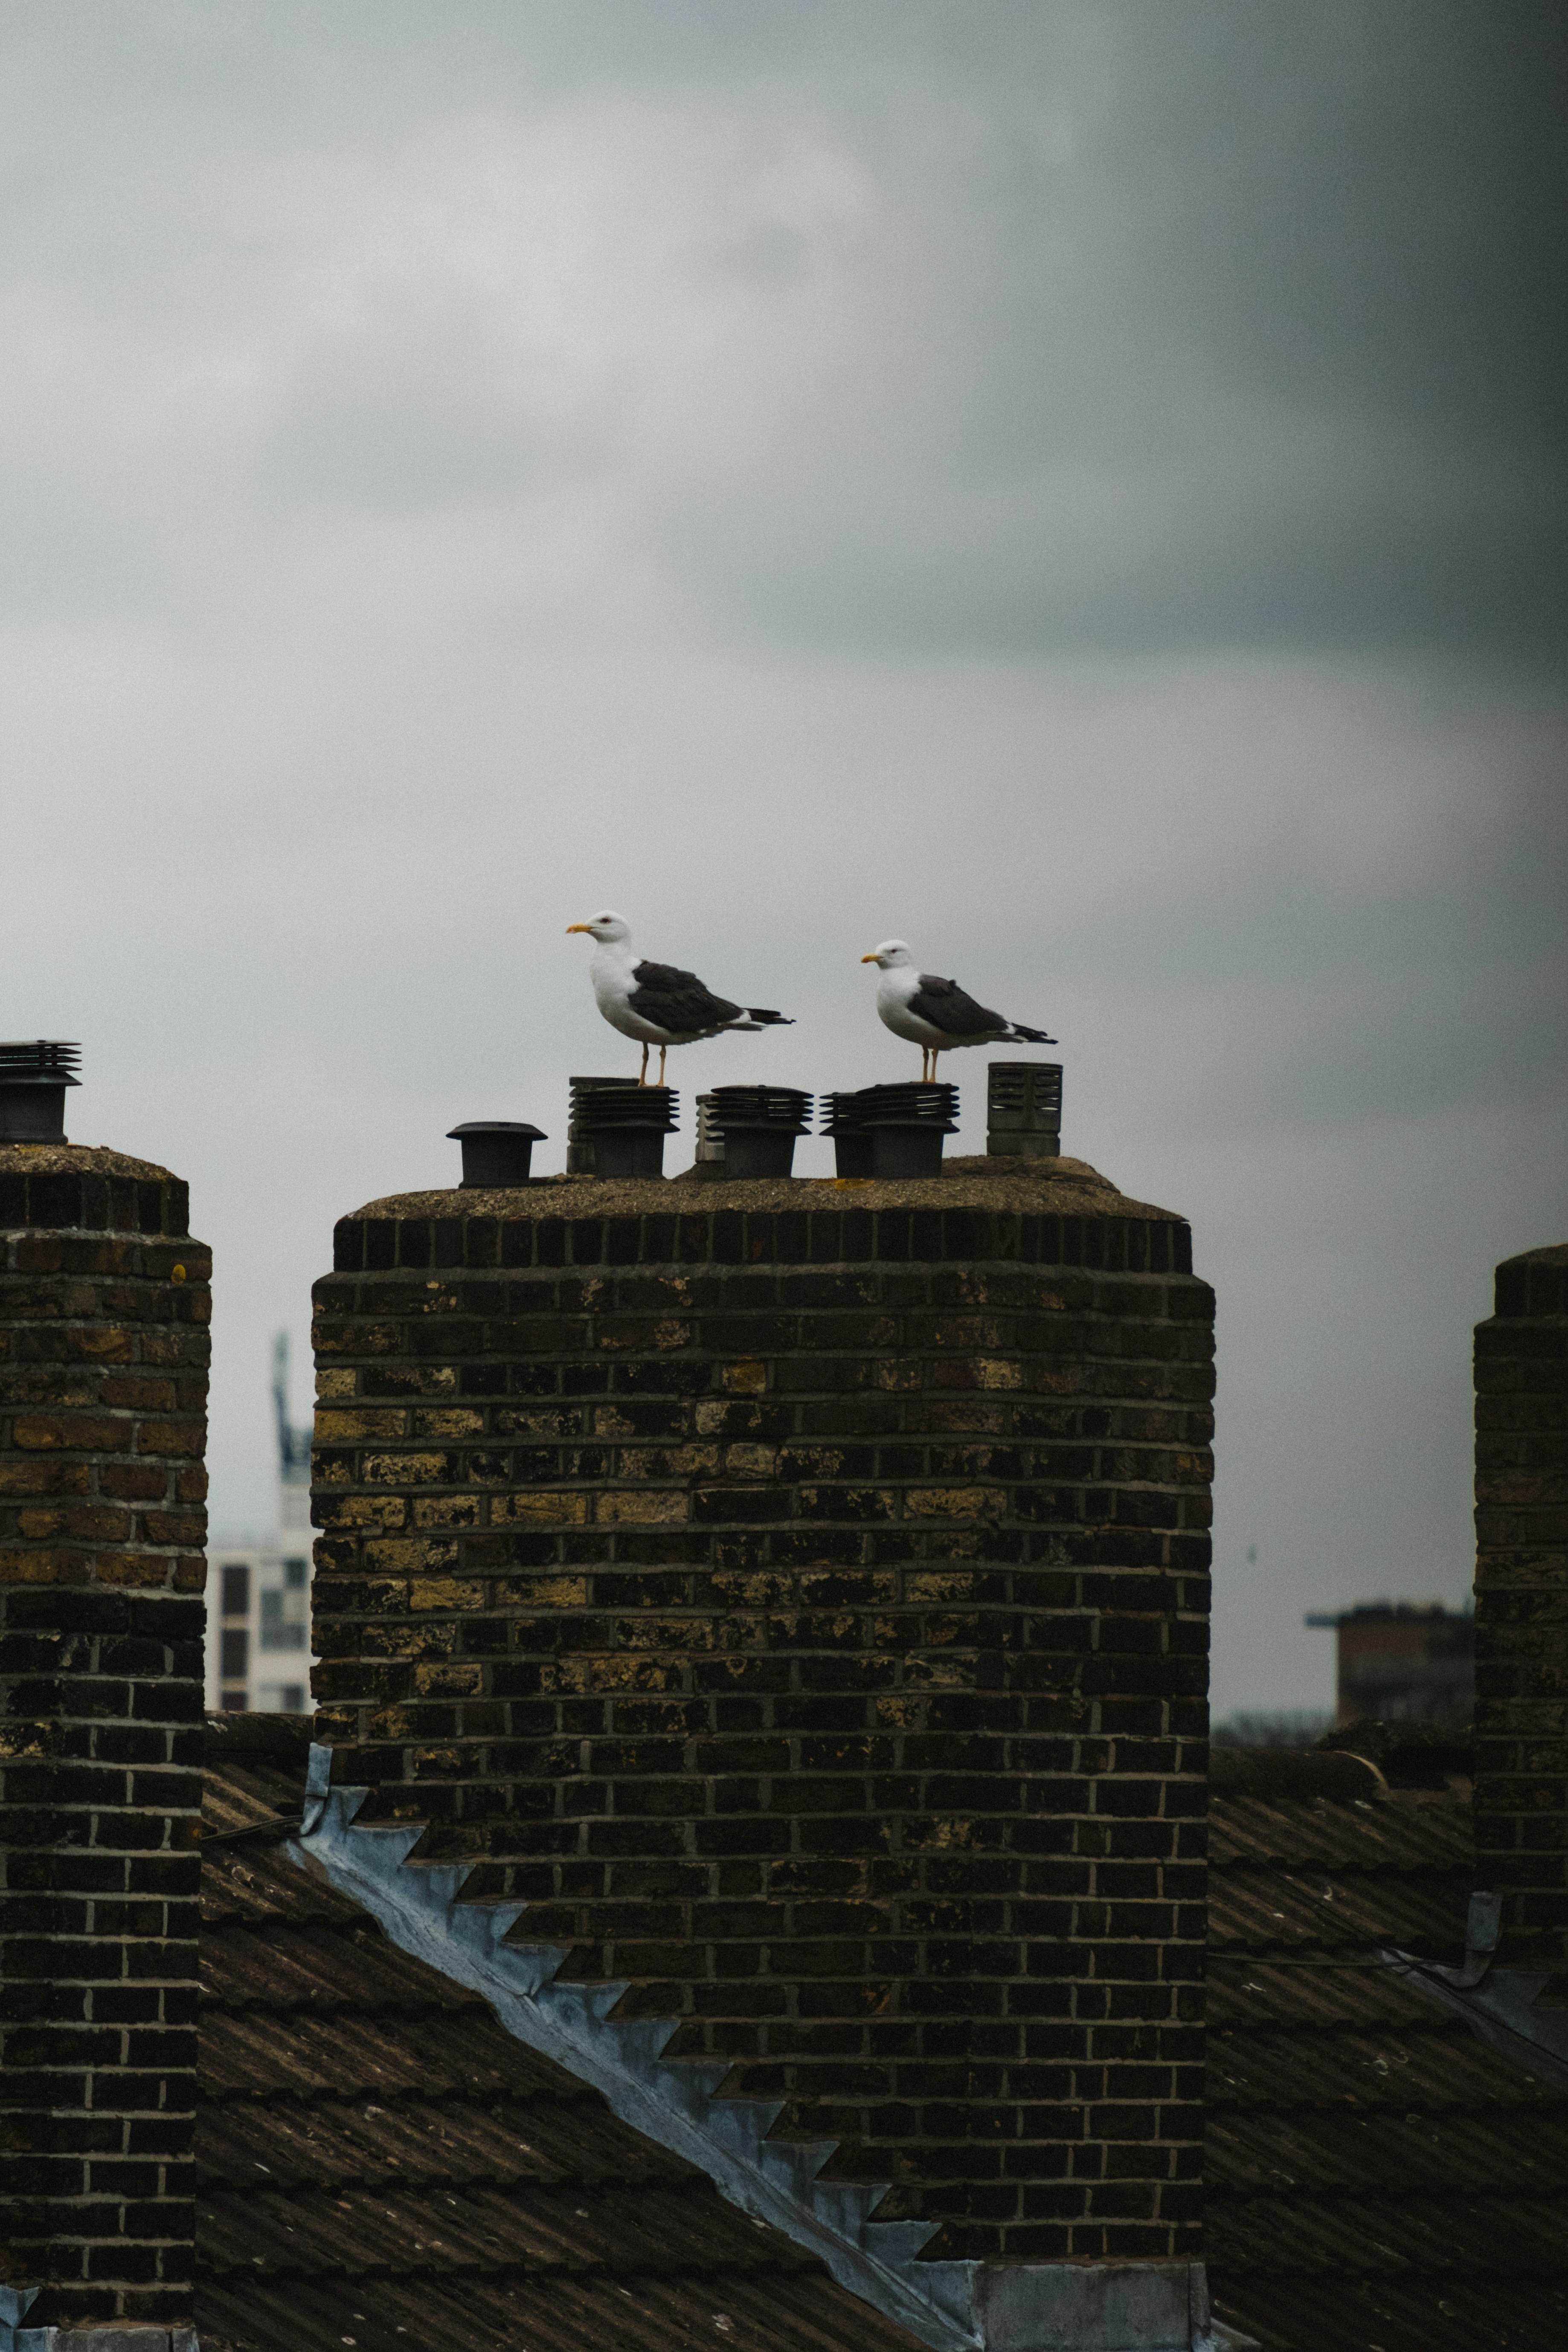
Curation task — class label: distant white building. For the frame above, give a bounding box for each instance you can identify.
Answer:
[205,1333,316,1715]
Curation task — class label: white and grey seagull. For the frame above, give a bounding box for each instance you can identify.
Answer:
[567,912,793,1085]
[861,939,1055,1080]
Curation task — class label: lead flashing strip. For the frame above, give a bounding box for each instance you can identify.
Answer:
[1390,1950,1568,2089]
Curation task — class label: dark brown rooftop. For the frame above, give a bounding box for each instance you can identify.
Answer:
[1205,1747,1568,2352]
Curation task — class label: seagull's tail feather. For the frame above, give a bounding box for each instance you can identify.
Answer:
[743,1008,794,1026]
[1006,1022,1057,1045]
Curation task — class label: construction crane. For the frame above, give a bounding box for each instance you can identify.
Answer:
[271,1331,312,1490]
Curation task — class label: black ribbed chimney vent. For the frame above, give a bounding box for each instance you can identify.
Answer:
[821,1081,958,1178]
[0,1040,81,1143]
[569,1081,677,1180]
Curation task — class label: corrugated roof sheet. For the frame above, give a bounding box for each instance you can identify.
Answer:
[196,1746,927,2352]
[1205,1774,1568,2352]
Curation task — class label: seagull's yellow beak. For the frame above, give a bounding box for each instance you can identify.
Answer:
[860,952,879,964]
[566,923,592,934]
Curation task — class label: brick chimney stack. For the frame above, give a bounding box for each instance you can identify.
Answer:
[309,1143,1217,2348]
[1473,1242,1568,1967]
[0,1116,208,2347]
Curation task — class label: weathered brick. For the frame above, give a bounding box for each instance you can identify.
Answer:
[1,1145,207,2328]
[311,1176,1209,2260]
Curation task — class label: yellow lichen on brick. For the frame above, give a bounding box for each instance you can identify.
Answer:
[920,1614,974,1647]
[906,1571,975,1601]
[494,1492,588,1526]
[909,1817,976,1850]
[413,1661,485,1696]
[314,1320,401,1357]
[903,1653,976,1687]
[721,1362,767,1394]
[321,1494,408,1530]
[711,1569,793,1606]
[413,1495,482,1528]
[365,1537,456,1574]
[929,1402,1008,1432]
[361,1580,410,1615]
[0,1719,51,1757]
[501,1575,588,1609]
[366,1704,419,1739]
[874,1361,921,1391]
[413,1409,486,1438]
[592,1405,639,1437]
[977,1359,1023,1389]
[315,1409,408,1443]
[409,1578,486,1611]
[363,1452,449,1485]
[93,1555,173,1587]
[908,1487,991,1519]
[314,1368,356,1400]
[595,1491,688,1525]
[78,1327,134,1362]
[0,1550,64,1583]
[549,1655,676,1693]
[616,1614,714,1652]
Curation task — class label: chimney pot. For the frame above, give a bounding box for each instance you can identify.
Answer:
[568,1080,677,1179]
[705,1084,812,1179]
[821,1081,958,1178]
[987,1059,1062,1159]
[447,1121,546,1188]
[0,1039,81,1142]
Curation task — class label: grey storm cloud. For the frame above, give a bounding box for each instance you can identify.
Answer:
[645,3,1568,662]
[7,2,1559,661]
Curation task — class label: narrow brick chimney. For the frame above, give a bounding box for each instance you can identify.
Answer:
[310,1146,1217,2348]
[0,1106,208,2348]
[1473,1242,1568,1967]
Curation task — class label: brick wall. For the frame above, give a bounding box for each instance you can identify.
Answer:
[314,1185,1214,2263]
[1474,1240,1568,1967]
[0,1149,209,2330]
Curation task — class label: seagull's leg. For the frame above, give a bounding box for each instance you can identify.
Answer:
[658,1045,668,1086]
[639,1042,649,1087]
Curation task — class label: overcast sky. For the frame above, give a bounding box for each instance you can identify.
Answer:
[3,2,1563,1713]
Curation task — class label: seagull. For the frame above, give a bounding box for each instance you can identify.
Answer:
[567,912,793,1084]
[861,940,1055,1080]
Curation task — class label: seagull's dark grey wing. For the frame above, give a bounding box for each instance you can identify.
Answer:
[907,973,1007,1037]
[629,959,744,1034]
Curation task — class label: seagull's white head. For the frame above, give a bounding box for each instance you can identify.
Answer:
[566,911,631,945]
[861,940,914,970]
